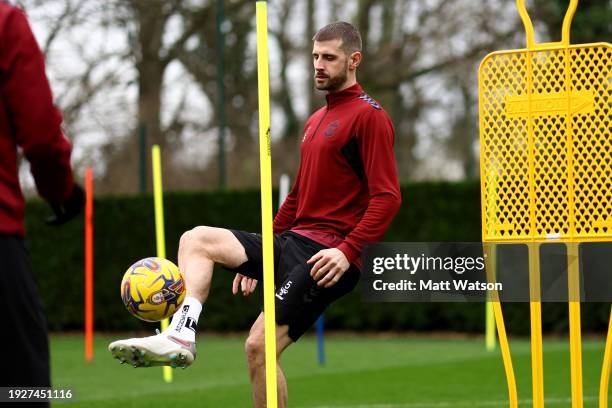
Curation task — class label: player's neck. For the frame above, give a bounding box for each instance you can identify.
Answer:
[327,77,357,95]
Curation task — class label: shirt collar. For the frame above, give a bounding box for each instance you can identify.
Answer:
[325,83,363,109]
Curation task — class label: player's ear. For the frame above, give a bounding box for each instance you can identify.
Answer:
[349,51,362,70]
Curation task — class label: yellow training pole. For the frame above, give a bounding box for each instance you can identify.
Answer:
[152,145,172,384]
[256,2,278,406]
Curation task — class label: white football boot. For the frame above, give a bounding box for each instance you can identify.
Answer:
[108,330,196,368]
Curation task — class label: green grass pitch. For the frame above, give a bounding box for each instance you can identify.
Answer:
[50,334,610,407]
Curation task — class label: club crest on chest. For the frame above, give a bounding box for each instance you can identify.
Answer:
[324,120,340,137]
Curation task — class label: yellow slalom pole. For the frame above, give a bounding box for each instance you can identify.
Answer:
[152,145,172,384]
[256,2,278,407]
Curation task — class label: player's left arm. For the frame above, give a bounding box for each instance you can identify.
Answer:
[310,109,402,287]
[1,8,75,206]
[232,273,258,296]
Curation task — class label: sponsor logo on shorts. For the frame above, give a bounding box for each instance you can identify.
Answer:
[275,280,293,300]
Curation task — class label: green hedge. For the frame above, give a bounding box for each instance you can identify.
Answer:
[24,182,611,335]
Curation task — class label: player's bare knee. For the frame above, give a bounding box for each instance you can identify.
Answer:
[180,226,218,258]
[180,226,246,268]
[244,334,266,368]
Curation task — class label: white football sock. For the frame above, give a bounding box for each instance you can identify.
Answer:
[164,296,202,343]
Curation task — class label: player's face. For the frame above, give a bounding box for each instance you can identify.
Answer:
[312,39,351,92]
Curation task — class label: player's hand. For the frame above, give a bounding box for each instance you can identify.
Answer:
[46,183,85,226]
[307,248,350,288]
[232,273,258,296]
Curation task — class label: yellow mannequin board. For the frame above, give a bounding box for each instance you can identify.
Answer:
[478,1,611,407]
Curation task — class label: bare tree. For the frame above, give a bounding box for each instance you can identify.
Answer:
[21,0,527,193]
[346,0,521,179]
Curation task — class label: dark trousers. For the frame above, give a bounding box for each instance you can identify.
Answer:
[0,235,50,407]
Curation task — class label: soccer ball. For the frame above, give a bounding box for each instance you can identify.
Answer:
[121,257,186,322]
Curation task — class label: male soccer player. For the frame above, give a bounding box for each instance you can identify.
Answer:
[0,2,84,406]
[110,21,401,407]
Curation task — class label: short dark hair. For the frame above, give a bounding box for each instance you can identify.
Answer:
[312,21,362,54]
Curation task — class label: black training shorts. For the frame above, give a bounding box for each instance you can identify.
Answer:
[226,230,360,341]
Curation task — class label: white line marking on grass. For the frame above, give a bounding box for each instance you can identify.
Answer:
[301,395,598,408]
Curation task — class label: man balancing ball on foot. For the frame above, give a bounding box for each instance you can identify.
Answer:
[109,21,401,407]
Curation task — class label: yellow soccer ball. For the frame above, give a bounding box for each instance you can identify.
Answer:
[121,257,186,322]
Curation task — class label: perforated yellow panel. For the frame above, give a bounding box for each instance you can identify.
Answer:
[480,43,612,243]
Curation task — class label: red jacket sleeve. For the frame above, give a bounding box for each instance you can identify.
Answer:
[0,6,74,205]
[273,164,301,234]
[337,109,402,263]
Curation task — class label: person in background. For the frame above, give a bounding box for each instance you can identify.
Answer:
[0,2,84,406]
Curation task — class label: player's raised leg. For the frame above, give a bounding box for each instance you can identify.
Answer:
[178,226,249,301]
[245,313,293,408]
[109,226,248,367]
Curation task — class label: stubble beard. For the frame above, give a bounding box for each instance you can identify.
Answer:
[315,61,349,92]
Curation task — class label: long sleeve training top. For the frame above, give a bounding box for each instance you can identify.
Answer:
[274,83,401,268]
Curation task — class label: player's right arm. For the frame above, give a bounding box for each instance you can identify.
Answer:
[0,6,75,207]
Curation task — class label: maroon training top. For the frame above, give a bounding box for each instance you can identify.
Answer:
[0,4,74,236]
[273,83,401,268]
